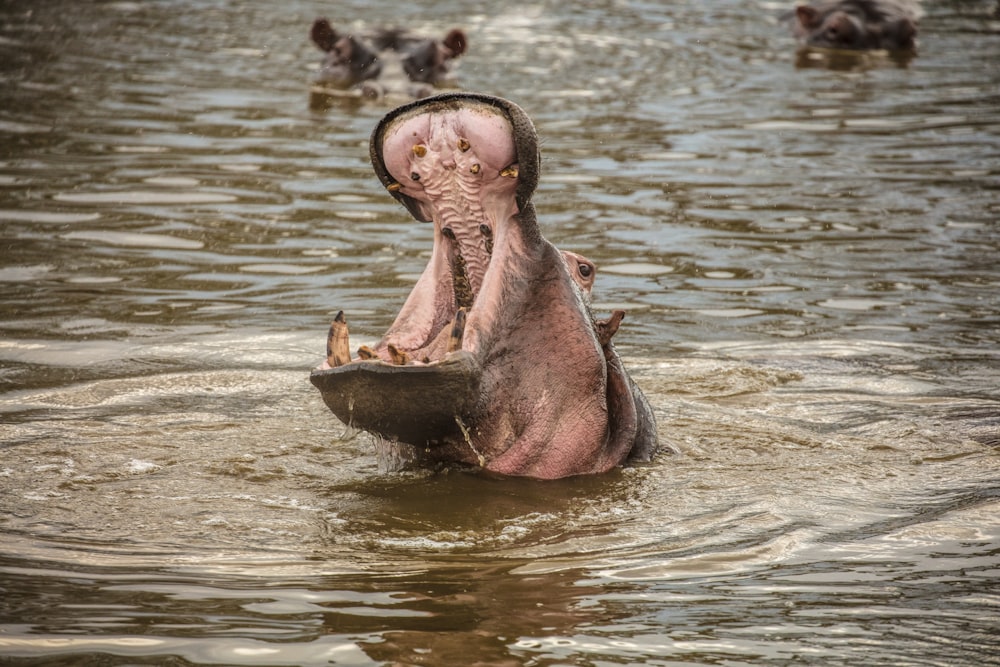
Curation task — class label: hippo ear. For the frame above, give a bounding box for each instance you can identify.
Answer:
[311,18,339,52]
[795,5,821,29]
[442,29,467,58]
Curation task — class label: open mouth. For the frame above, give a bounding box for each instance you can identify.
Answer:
[311,93,659,478]
[310,94,539,445]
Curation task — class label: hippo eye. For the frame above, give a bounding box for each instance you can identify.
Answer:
[442,227,456,240]
[578,263,592,278]
[479,224,492,237]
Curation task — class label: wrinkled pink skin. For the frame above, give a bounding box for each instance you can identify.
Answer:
[316,94,657,479]
[378,106,520,364]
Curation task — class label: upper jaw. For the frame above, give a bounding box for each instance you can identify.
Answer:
[383,104,520,312]
[345,94,537,367]
[315,95,537,373]
[370,93,540,223]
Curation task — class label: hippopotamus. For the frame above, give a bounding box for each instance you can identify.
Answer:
[789,0,920,51]
[309,18,467,102]
[310,93,658,479]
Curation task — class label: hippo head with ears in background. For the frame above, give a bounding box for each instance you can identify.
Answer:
[310,93,659,479]
[790,0,920,52]
[310,18,467,101]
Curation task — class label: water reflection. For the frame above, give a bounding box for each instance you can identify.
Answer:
[1,0,999,664]
[794,46,917,70]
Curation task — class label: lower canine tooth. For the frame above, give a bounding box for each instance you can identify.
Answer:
[500,165,518,178]
[326,311,352,367]
[357,345,377,360]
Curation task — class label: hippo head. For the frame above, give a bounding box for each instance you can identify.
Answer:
[793,1,918,52]
[400,29,468,84]
[310,93,658,479]
[310,18,382,88]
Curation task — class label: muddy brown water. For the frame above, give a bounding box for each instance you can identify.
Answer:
[1,1,999,665]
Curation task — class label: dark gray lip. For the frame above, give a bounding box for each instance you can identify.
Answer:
[310,351,482,446]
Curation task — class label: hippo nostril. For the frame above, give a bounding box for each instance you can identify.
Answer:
[410,172,420,181]
[479,224,491,237]
[442,227,456,240]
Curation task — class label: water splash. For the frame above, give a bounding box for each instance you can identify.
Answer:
[373,435,417,473]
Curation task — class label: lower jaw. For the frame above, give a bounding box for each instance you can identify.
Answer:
[310,350,481,446]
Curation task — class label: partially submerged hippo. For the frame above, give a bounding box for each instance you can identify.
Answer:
[310,93,658,479]
[310,18,467,102]
[789,0,921,52]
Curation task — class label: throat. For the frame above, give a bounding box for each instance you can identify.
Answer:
[451,251,475,309]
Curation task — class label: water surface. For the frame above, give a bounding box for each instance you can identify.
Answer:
[1,0,999,665]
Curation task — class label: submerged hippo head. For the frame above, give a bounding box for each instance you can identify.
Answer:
[791,0,919,52]
[310,19,467,99]
[401,30,467,85]
[310,93,658,479]
[310,19,382,89]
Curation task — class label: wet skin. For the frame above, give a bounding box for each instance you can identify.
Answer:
[790,0,919,52]
[311,93,658,479]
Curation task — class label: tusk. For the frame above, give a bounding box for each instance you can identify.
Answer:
[326,311,352,367]
[357,345,377,360]
[446,307,468,353]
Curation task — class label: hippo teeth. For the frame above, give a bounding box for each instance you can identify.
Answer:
[324,308,469,368]
[325,311,352,367]
[446,307,467,353]
[387,344,410,366]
